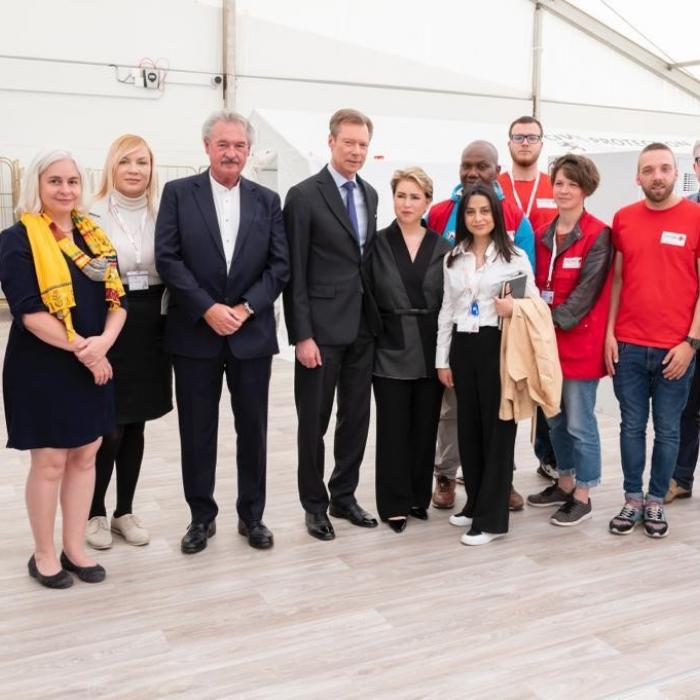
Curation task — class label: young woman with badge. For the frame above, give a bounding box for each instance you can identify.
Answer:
[527,154,612,526]
[436,183,537,545]
[86,135,172,550]
[0,149,127,587]
[369,167,451,532]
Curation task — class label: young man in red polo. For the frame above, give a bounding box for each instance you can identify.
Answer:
[605,143,700,538]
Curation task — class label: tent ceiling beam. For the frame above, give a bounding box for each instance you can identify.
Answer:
[532,0,700,100]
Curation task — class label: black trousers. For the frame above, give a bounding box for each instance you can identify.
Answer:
[172,348,271,525]
[294,335,374,513]
[373,376,444,520]
[451,327,516,534]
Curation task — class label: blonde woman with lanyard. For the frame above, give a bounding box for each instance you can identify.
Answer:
[0,149,126,588]
[86,135,172,550]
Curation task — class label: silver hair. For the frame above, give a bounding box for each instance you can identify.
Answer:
[201,109,255,146]
[16,149,88,216]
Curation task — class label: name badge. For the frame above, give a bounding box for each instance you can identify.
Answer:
[562,257,582,269]
[537,198,557,209]
[126,270,149,290]
[541,289,554,305]
[660,231,686,247]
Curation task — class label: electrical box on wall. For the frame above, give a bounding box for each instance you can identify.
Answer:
[141,69,161,89]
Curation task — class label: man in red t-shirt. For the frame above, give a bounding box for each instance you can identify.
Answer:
[605,143,700,539]
[499,116,559,483]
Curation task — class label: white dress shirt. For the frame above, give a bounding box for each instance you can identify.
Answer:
[435,241,538,368]
[327,163,369,253]
[209,173,241,269]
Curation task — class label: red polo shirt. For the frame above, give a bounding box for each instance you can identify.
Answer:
[498,171,557,233]
[612,198,700,349]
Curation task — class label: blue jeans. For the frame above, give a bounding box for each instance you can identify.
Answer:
[547,379,601,488]
[612,342,695,502]
[672,362,700,490]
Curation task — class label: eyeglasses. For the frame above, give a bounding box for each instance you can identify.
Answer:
[510,134,542,144]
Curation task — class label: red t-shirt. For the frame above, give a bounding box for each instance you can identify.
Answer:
[612,198,700,348]
[498,171,557,233]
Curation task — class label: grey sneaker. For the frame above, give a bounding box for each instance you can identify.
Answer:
[643,502,669,538]
[609,502,643,535]
[527,484,572,508]
[550,498,592,526]
[537,461,558,481]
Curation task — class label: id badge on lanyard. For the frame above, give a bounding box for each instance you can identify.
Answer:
[541,236,557,305]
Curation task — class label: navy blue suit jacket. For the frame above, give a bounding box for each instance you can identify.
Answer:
[155,170,290,360]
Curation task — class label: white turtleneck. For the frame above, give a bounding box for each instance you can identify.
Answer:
[92,190,160,285]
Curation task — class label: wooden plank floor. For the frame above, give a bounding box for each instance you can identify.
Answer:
[1,306,700,699]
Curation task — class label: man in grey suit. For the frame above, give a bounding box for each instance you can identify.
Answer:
[283,108,381,540]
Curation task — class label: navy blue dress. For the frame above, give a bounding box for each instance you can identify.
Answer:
[0,222,117,449]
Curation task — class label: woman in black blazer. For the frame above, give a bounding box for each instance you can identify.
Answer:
[370,167,451,532]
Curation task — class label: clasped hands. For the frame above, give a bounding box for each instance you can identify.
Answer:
[203,303,251,336]
[72,336,112,386]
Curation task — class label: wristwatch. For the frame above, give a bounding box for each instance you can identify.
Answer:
[243,300,255,316]
[685,336,700,351]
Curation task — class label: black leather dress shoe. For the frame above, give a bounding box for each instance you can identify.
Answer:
[60,551,106,583]
[305,512,336,541]
[238,519,274,549]
[387,517,407,533]
[28,555,73,589]
[409,506,429,520]
[181,520,216,554]
[329,502,378,528]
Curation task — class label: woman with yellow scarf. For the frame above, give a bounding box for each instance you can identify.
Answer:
[0,149,127,589]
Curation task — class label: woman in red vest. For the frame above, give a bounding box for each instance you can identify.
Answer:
[527,154,612,525]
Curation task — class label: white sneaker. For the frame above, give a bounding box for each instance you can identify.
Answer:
[111,514,150,546]
[460,530,505,546]
[86,515,113,550]
[449,511,472,527]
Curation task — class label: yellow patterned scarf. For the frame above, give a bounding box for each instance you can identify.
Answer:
[21,211,125,340]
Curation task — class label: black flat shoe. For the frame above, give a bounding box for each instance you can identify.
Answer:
[238,519,274,549]
[409,507,429,520]
[305,512,335,541]
[329,502,378,528]
[387,518,407,533]
[27,555,73,589]
[59,551,106,583]
[181,520,216,554]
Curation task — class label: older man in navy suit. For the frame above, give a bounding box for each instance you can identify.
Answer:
[155,110,289,553]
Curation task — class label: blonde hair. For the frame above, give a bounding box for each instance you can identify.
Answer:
[16,149,88,216]
[95,134,158,214]
[390,167,434,200]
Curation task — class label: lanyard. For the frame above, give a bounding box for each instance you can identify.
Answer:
[507,171,540,220]
[109,195,149,266]
[546,235,558,289]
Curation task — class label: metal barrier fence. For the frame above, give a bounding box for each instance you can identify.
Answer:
[0,158,21,230]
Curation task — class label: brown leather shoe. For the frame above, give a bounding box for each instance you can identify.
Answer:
[432,475,456,509]
[664,478,692,504]
[509,486,525,511]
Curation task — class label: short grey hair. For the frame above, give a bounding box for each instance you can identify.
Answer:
[201,109,255,146]
[16,149,89,217]
[693,139,700,159]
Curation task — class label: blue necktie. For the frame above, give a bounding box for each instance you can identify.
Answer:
[342,181,361,247]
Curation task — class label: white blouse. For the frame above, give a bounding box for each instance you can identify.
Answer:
[435,240,538,368]
[91,190,160,285]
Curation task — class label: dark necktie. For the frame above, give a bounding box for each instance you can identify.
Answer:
[342,180,361,247]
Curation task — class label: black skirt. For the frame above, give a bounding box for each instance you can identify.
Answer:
[109,284,172,424]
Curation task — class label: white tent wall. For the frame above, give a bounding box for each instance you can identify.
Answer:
[1,0,699,171]
[0,0,224,167]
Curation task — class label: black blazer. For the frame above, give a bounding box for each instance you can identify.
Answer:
[282,166,380,346]
[155,170,290,360]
